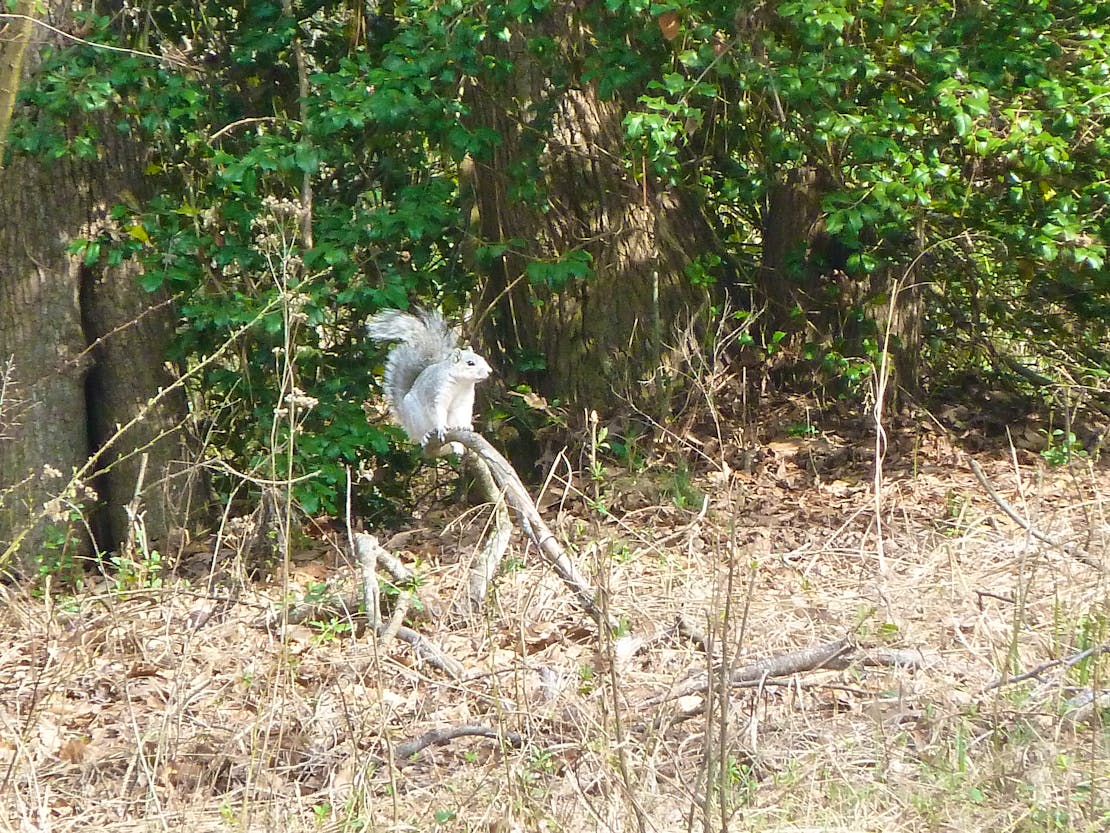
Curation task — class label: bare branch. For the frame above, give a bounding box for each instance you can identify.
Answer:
[969,458,1102,570]
[386,725,524,766]
[984,642,1110,691]
[0,13,199,68]
[430,428,606,623]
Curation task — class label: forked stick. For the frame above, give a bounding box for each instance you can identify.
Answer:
[429,428,605,623]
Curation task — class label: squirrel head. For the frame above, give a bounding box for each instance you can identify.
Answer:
[451,348,492,381]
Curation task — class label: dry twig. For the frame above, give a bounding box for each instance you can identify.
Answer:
[657,636,928,704]
[389,725,524,764]
[983,641,1110,691]
[969,458,1102,570]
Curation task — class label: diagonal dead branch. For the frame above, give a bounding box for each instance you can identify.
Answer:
[464,451,512,611]
[431,428,605,624]
[353,531,462,677]
[654,636,856,703]
[387,724,524,764]
[370,620,463,679]
[983,641,1110,691]
[654,634,930,707]
[969,458,1102,570]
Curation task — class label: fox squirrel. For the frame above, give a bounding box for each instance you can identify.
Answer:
[366,307,492,449]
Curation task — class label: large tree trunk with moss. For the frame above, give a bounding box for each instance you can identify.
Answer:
[0,4,207,574]
[463,16,717,424]
[0,2,34,163]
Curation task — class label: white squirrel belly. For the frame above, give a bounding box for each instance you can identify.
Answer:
[446,382,477,430]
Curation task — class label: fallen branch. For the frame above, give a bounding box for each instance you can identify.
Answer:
[656,636,929,704]
[464,452,512,610]
[383,725,525,765]
[353,532,463,678]
[378,589,411,644]
[983,641,1110,691]
[969,459,1102,570]
[254,533,463,678]
[272,534,415,628]
[370,620,463,679]
[656,636,855,703]
[726,636,855,684]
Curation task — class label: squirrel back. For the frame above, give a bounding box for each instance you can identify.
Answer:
[366,307,492,446]
[366,308,459,401]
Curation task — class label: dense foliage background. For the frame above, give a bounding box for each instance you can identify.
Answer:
[8,0,1108,515]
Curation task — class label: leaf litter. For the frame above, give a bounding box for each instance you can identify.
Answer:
[1,418,1107,832]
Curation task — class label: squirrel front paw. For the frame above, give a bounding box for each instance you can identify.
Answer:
[420,427,448,446]
[420,425,475,448]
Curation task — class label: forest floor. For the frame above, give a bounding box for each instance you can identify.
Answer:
[1,403,1108,833]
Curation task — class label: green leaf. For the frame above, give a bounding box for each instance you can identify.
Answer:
[624,113,644,140]
[662,73,686,95]
[952,110,972,137]
[138,271,165,292]
[293,142,320,173]
[83,241,101,266]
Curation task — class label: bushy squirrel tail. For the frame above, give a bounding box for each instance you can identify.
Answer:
[366,308,460,406]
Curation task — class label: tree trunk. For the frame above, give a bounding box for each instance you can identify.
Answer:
[758,166,922,405]
[866,262,923,403]
[758,166,825,322]
[0,1,34,165]
[0,4,207,574]
[463,16,717,423]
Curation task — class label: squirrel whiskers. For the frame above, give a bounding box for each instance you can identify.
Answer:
[366,308,492,448]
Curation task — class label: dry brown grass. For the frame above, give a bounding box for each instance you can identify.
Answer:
[1,425,1107,833]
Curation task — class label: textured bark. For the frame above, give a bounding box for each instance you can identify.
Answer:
[758,166,922,404]
[758,166,825,321]
[0,3,93,565]
[464,16,716,419]
[0,4,207,570]
[0,144,91,563]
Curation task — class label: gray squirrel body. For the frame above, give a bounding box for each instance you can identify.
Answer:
[366,308,492,446]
